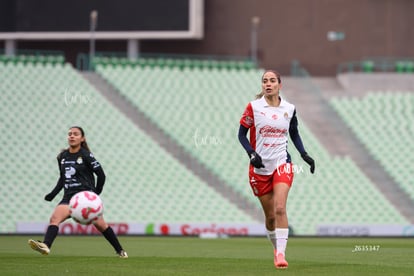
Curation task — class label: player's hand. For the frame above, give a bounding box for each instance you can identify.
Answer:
[301,153,315,174]
[44,193,55,201]
[249,151,265,169]
[95,187,102,195]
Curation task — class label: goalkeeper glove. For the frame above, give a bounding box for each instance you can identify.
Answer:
[301,153,315,174]
[249,151,265,169]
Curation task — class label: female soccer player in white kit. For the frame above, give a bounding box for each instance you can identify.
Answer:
[238,70,315,269]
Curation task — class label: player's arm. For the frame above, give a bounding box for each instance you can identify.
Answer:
[238,125,265,168]
[289,110,315,173]
[85,152,106,195]
[289,110,306,154]
[238,124,254,154]
[44,155,64,201]
[44,178,64,201]
[94,167,105,195]
[238,103,265,168]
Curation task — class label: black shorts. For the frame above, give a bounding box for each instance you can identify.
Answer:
[58,196,71,205]
[58,189,93,205]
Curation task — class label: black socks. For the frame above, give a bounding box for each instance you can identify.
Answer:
[43,225,59,248]
[43,224,123,253]
[102,226,123,253]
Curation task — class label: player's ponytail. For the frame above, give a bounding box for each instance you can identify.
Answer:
[255,91,264,99]
[81,140,91,152]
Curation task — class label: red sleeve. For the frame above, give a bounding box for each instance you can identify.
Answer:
[239,103,254,128]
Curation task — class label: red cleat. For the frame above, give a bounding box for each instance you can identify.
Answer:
[275,253,288,269]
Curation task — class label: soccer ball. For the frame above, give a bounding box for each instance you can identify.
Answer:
[69,191,104,225]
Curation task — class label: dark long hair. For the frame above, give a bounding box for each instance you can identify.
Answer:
[255,70,282,99]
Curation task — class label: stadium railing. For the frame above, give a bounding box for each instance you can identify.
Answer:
[336,57,414,74]
[0,49,65,65]
[76,52,257,72]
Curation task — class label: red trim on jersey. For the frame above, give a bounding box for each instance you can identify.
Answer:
[240,103,256,151]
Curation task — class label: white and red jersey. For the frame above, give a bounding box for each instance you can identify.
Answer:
[240,96,296,175]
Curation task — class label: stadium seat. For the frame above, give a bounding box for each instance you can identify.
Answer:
[94,65,410,234]
[0,61,259,233]
[4,57,408,235]
[362,60,374,72]
[330,92,414,202]
[395,61,406,73]
[405,61,414,73]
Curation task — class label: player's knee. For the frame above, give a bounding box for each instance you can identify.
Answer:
[265,214,276,226]
[49,215,62,225]
[93,218,108,232]
[275,206,287,216]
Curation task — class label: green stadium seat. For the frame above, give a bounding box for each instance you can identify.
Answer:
[395,61,406,73]
[0,61,258,233]
[362,60,374,72]
[94,65,410,234]
[330,92,414,203]
[405,61,414,73]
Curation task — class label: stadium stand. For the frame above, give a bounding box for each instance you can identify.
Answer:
[1,55,410,235]
[331,92,414,202]
[94,59,410,234]
[0,59,258,233]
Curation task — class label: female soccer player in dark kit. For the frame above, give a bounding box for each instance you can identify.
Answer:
[238,70,315,269]
[28,126,128,258]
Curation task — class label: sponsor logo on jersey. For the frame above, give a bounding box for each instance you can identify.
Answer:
[259,125,287,138]
[244,115,253,127]
[91,160,101,169]
[263,142,283,148]
[76,156,83,164]
[65,166,76,179]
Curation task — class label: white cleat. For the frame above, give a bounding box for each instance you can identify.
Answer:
[118,250,128,259]
[28,239,50,255]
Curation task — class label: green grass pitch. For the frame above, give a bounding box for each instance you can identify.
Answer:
[1,236,413,275]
